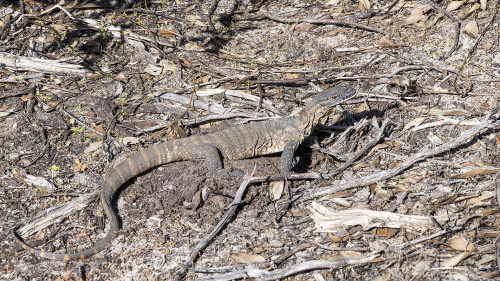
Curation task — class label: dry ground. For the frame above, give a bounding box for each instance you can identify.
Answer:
[1,0,499,280]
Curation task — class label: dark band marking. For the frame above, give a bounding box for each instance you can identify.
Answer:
[153,145,162,165]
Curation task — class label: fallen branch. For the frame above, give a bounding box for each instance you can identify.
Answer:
[0,52,92,76]
[15,190,98,237]
[174,166,257,279]
[260,11,386,35]
[411,116,482,132]
[309,202,434,233]
[296,107,499,202]
[202,252,380,281]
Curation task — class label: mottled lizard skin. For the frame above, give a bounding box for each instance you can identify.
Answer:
[12,87,355,260]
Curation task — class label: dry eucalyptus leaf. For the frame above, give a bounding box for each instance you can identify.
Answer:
[404,11,428,25]
[404,4,432,25]
[359,0,371,11]
[144,64,163,76]
[34,229,45,240]
[373,273,392,281]
[404,117,426,130]
[268,181,285,201]
[446,0,465,11]
[229,252,266,264]
[51,24,67,33]
[114,73,126,80]
[84,141,102,154]
[460,3,481,19]
[465,192,495,206]
[450,237,475,251]
[480,0,487,9]
[157,29,176,38]
[458,168,499,178]
[73,158,88,172]
[380,36,395,45]
[183,5,195,13]
[199,123,211,129]
[186,15,206,27]
[183,42,204,51]
[296,23,318,31]
[121,137,140,145]
[329,233,343,242]
[467,3,481,14]
[328,197,352,207]
[464,19,479,37]
[161,59,176,72]
[200,75,211,83]
[340,251,361,257]
[440,249,474,267]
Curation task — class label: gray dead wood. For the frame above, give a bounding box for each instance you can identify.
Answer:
[16,190,98,237]
[0,52,92,76]
[202,252,380,281]
[309,202,434,233]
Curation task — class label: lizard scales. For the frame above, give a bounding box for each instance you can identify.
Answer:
[12,87,355,260]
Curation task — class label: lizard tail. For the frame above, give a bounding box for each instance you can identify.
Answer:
[12,142,180,260]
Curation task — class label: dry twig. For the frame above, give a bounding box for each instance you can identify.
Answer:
[328,118,389,177]
[260,11,386,35]
[174,166,257,279]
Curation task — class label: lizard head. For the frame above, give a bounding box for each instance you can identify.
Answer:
[299,87,356,132]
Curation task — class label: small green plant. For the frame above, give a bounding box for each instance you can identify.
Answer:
[51,164,60,173]
[35,89,52,101]
[99,21,112,41]
[70,126,85,135]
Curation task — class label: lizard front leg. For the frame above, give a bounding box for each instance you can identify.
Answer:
[280,139,302,173]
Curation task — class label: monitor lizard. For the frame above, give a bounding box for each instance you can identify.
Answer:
[12,86,356,260]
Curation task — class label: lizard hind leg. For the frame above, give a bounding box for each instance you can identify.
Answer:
[195,143,243,177]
